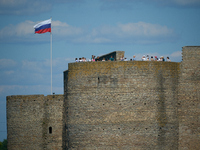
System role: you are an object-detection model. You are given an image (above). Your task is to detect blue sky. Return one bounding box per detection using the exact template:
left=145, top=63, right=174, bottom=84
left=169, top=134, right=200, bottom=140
left=0, top=0, right=200, bottom=141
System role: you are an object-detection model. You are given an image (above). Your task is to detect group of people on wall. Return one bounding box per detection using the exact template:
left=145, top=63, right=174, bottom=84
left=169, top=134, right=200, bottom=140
left=120, top=55, right=171, bottom=61
left=75, top=55, right=171, bottom=62
left=141, top=55, right=171, bottom=61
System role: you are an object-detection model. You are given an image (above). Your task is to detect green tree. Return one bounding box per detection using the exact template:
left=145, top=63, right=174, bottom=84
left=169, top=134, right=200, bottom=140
left=0, top=139, right=7, bottom=150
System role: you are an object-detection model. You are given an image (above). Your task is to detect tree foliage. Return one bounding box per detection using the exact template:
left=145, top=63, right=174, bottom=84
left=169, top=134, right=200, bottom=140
left=0, top=139, right=7, bottom=150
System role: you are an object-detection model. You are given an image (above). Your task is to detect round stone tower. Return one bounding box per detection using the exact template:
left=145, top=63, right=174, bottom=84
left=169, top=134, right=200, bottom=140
left=64, top=59, right=180, bottom=149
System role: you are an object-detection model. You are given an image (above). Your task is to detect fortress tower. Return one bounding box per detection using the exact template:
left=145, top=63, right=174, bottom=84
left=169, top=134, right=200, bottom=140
left=7, top=46, right=200, bottom=150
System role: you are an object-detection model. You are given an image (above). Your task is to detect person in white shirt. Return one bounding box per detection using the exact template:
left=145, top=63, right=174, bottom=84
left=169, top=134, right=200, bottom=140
left=120, top=55, right=124, bottom=61
left=166, top=57, right=171, bottom=62
left=142, top=55, right=146, bottom=61
left=133, top=55, right=136, bottom=61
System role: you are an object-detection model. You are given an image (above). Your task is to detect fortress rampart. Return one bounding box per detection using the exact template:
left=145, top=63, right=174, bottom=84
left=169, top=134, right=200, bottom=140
left=7, top=46, right=200, bottom=150
left=64, top=60, right=180, bottom=150
left=7, top=95, right=64, bottom=149
left=177, top=46, right=200, bottom=149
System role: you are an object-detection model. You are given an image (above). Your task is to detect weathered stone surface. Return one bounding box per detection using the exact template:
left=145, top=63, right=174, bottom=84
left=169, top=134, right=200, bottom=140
left=64, top=60, right=180, bottom=150
left=7, top=95, right=64, bottom=150
left=7, top=46, right=200, bottom=150
left=178, top=46, right=200, bottom=150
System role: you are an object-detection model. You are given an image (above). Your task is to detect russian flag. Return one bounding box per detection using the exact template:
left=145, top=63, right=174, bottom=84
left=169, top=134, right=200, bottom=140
left=34, top=19, right=51, bottom=34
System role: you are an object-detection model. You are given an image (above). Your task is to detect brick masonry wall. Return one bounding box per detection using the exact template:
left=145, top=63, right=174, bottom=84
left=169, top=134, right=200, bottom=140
left=6, top=94, right=64, bottom=150
left=64, top=61, right=180, bottom=149
left=178, top=46, right=200, bottom=150
left=7, top=46, right=200, bottom=150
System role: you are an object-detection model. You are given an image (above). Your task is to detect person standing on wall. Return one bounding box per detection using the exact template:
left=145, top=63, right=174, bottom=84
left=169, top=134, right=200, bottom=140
left=109, top=56, right=114, bottom=61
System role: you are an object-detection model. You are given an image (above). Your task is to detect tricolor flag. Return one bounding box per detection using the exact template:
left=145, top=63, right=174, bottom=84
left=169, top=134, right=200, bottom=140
left=34, top=19, right=51, bottom=34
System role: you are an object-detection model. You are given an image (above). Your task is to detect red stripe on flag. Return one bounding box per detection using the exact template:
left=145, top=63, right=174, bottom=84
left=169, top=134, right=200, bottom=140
left=35, top=28, right=51, bottom=34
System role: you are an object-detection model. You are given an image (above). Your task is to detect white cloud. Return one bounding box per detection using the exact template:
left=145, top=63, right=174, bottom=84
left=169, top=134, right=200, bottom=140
left=131, top=51, right=182, bottom=62
left=65, top=58, right=76, bottom=62
left=0, top=20, right=83, bottom=43
left=0, top=0, right=199, bottom=16
left=0, top=57, right=72, bottom=87
left=52, top=21, right=84, bottom=37
left=4, top=71, right=14, bottom=75
left=0, top=20, right=43, bottom=43
left=21, top=60, right=49, bottom=73
left=76, top=22, right=178, bottom=44
left=170, top=51, right=182, bottom=57
left=157, top=0, right=200, bottom=7
left=100, top=0, right=200, bottom=9
left=0, top=0, right=52, bottom=15
left=0, top=85, right=61, bottom=96
left=0, top=59, right=17, bottom=69
left=0, top=20, right=178, bottom=44
left=0, top=21, right=35, bottom=37
left=0, top=0, right=85, bottom=15
left=0, top=0, right=27, bottom=7
left=118, top=22, right=173, bottom=37
left=0, top=57, right=71, bottom=97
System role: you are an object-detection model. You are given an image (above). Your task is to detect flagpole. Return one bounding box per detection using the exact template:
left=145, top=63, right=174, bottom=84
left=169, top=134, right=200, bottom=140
left=50, top=17, right=52, bottom=95
left=34, top=18, right=52, bottom=94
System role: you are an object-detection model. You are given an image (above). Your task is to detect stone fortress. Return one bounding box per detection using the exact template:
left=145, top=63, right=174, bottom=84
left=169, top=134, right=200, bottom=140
left=7, top=46, right=199, bottom=150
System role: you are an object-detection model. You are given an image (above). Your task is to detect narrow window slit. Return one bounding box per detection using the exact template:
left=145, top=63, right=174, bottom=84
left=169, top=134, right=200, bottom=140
left=49, top=127, right=52, bottom=134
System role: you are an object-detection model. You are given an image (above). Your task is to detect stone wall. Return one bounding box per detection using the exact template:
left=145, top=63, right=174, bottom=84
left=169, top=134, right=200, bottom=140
left=6, top=94, right=64, bottom=150
left=95, top=51, right=124, bottom=61
left=6, top=46, right=200, bottom=150
left=64, top=61, right=180, bottom=149
left=178, top=46, right=200, bottom=150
